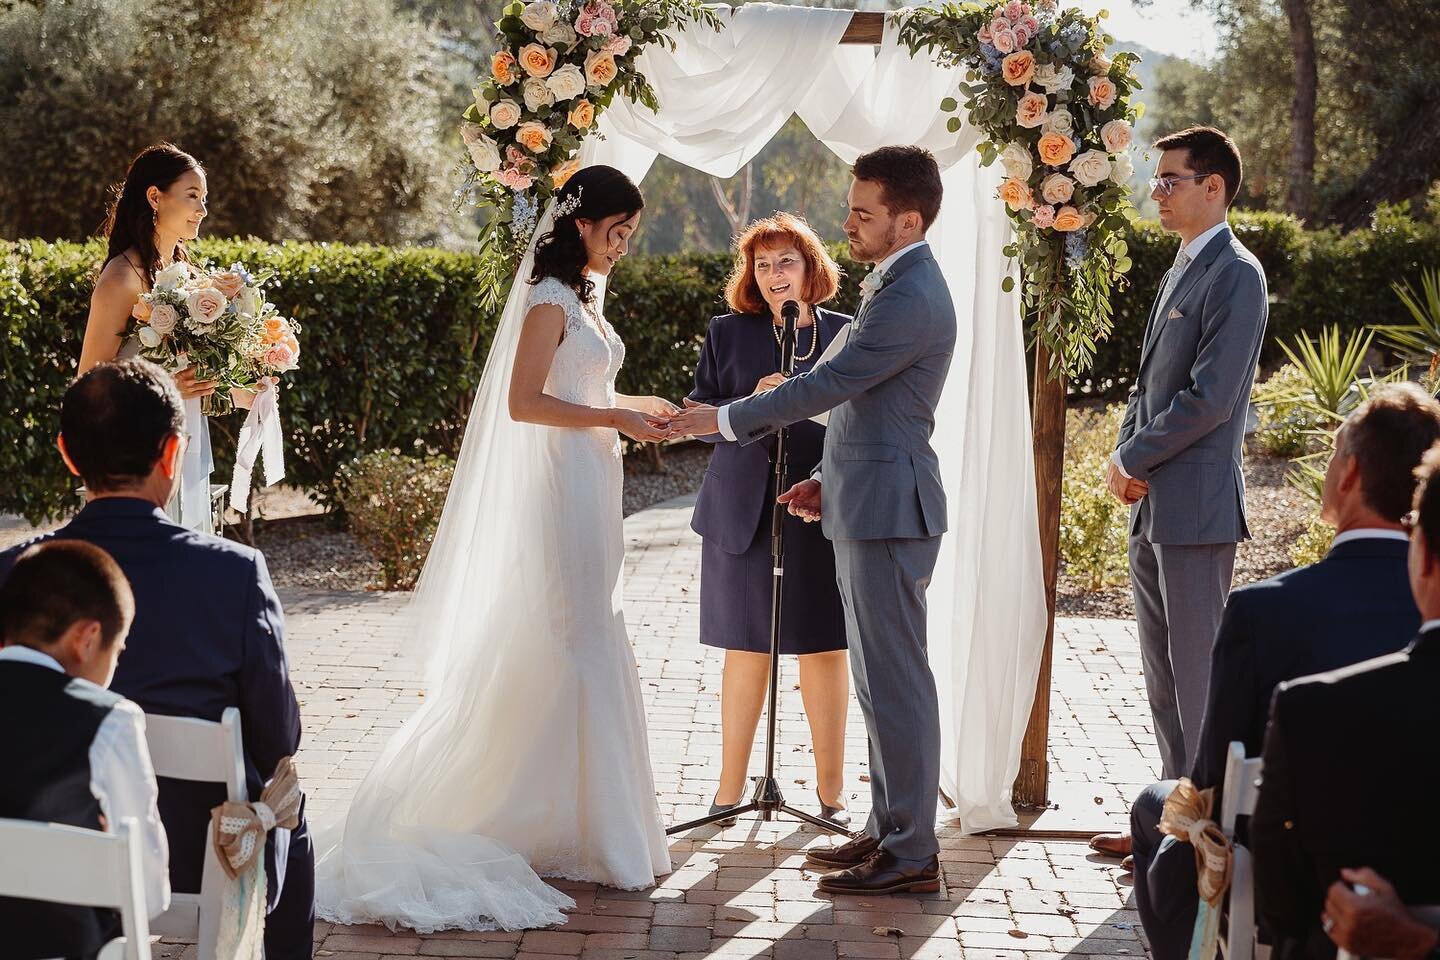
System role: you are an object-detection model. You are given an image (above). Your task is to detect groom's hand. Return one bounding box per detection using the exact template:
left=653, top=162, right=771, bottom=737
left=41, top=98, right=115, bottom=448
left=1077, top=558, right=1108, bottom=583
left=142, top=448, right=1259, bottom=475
left=669, top=398, right=719, bottom=438
left=1104, top=459, right=1149, bottom=504
left=778, top=478, right=822, bottom=522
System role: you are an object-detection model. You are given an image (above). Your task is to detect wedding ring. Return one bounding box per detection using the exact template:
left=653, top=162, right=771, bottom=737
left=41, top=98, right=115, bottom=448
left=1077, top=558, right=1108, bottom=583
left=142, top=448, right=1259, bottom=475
left=1322, top=915, right=1335, bottom=934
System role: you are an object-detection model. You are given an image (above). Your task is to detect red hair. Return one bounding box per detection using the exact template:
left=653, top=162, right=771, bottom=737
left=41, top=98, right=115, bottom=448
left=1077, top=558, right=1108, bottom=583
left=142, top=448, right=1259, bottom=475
left=723, top=213, right=842, bottom=316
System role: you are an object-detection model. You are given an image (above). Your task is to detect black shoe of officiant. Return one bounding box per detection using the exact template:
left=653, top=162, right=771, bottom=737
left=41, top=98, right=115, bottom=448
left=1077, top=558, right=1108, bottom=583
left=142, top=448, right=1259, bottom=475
left=709, top=797, right=740, bottom=827
left=816, top=851, right=942, bottom=896
left=817, top=791, right=850, bottom=828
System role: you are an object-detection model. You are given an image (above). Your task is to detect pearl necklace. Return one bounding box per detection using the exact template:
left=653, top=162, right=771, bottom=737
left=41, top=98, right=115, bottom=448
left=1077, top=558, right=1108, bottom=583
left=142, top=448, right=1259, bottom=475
left=771, top=308, right=819, bottom=362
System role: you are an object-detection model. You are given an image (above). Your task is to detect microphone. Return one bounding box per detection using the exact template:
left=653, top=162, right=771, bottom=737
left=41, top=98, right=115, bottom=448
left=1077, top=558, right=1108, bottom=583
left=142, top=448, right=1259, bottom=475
left=780, top=300, right=799, bottom=375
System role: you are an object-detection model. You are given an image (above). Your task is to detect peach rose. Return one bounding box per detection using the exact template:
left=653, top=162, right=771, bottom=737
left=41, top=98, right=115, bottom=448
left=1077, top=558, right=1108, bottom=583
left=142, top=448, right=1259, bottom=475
left=552, top=157, right=582, bottom=189
left=264, top=343, right=298, bottom=373
left=584, top=50, right=618, bottom=87
left=568, top=98, right=595, bottom=130
left=515, top=121, right=552, bottom=154
left=1088, top=75, right=1117, bottom=109
left=1001, top=50, right=1035, bottom=86
left=211, top=271, right=244, bottom=300
left=185, top=287, right=228, bottom=327
left=131, top=299, right=152, bottom=322
left=491, top=50, right=519, bottom=86
left=1101, top=119, right=1133, bottom=153
left=998, top=177, right=1034, bottom=212
left=1015, top=91, right=1049, bottom=128
left=1030, top=204, right=1056, bottom=229
left=263, top=317, right=286, bottom=344
left=489, top=98, right=522, bottom=130
left=149, top=303, right=179, bottom=335
left=518, top=43, right=557, bottom=79
left=1036, top=131, right=1075, bottom=167
left=1052, top=205, right=1085, bottom=232
left=1040, top=172, right=1075, bottom=204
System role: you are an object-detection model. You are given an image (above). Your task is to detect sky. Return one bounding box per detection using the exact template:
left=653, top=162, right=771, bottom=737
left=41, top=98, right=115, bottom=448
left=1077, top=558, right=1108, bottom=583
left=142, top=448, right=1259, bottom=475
left=1069, top=0, right=1220, bottom=61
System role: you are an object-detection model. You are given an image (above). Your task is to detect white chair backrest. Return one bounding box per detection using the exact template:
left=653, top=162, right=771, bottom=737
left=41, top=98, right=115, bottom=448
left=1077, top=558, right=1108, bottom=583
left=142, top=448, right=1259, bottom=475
left=0, top=817, right=152, bottom=960
left=142, top=706, right=246, bottom=960
left=1220, top=741, right=1264, bottom=837
left=1336, top=905, right=1440, bottom=960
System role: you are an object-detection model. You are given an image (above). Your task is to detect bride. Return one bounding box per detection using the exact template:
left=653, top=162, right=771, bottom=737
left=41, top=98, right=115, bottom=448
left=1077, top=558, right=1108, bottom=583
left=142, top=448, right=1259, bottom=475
left=316, top=165, right=675, bottom=932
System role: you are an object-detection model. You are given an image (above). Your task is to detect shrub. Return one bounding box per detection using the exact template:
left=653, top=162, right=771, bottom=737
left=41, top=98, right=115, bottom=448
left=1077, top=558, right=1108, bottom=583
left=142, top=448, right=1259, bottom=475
left=1290, top=514, right=1336, bottom=567
left=1059, top=403, right=1131, bottom=591
left=1251, top=364, right=1327, bottom=459
left=334, top=450, right=455, bottom=590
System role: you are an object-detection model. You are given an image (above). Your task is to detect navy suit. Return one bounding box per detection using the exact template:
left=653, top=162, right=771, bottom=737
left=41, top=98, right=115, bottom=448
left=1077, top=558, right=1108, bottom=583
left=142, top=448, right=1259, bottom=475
left=1131, top=535, right=1418, bottom=960
left=689, top=309, right=848, bottom=654
left=0, top=498, right=313, bottom=960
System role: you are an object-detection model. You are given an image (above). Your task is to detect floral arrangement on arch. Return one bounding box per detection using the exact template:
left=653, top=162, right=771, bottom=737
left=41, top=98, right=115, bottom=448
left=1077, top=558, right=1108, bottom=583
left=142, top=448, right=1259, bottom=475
left=461, top=0, right=719, bottom=307
left=899, top=0, right=1145, bottom=378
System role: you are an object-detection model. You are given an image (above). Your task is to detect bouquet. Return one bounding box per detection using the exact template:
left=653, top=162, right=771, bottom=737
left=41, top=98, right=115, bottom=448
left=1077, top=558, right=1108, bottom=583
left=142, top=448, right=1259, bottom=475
left=125, top=260, right=301, bottom=417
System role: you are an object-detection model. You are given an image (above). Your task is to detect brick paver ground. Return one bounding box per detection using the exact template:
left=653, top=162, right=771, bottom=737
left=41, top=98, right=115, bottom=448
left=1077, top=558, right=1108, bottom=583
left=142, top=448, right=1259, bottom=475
left=162, top=494, right=1157, bottom=960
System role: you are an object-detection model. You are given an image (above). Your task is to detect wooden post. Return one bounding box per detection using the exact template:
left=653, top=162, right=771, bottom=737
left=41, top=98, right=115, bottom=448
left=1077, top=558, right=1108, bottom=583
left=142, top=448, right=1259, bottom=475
left=1014, top=340, right=1066, bottom=807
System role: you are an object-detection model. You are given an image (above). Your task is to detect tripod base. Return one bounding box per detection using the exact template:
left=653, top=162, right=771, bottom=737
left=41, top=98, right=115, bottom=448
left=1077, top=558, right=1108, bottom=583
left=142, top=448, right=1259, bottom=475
left=667, top=776, right=852, bottom=836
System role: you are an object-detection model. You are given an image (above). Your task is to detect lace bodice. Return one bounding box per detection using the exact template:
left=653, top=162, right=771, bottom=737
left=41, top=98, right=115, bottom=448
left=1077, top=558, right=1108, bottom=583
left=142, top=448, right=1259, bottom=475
left=528, top=277, right=624, bottom=408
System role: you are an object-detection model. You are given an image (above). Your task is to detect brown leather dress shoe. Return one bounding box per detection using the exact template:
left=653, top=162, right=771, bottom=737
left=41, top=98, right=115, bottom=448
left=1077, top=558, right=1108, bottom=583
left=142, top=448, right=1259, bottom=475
left=816, top=851, right=941, bottom=895
left=1088, top=832, right=1132, bottom=859
left=805, top=830, right=881, bottom=869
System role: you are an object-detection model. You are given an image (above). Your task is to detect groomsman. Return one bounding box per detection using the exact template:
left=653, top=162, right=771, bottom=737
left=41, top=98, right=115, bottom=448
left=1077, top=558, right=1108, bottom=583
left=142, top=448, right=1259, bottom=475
left=1106, top=126, right=1268, bottom=780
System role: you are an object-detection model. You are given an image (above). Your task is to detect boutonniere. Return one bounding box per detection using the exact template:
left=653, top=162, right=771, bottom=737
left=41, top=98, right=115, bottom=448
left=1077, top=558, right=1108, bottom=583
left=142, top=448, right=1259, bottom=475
left=859, top=268, right=892, bottom=303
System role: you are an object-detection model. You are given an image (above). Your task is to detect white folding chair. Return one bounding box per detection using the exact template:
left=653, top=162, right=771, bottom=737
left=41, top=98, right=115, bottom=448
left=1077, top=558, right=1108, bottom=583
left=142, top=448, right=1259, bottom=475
left=1336, top=906, right=1440, bottom=960
left=1218, top=741, right=1268, bottom=960
left=143, top=706, right=246, bottom=960
left=0, top=816, right=153, bottom=960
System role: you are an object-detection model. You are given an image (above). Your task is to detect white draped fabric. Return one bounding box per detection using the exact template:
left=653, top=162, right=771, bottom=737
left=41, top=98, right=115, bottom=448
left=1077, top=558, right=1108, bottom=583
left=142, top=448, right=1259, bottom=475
left=594, top=4, right=1049, bottom=833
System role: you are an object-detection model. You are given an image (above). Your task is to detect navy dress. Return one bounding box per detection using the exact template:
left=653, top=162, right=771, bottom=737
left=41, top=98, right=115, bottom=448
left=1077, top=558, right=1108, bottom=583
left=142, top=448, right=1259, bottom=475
left=689, top=309, right=849, bottom=654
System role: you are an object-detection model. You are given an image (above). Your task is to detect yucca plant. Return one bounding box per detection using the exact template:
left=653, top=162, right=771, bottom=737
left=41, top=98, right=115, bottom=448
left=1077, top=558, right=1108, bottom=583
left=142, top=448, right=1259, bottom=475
left=1374, top=268, right=1440, bottom=388
left=1277, top=325, right=1377, bottom=425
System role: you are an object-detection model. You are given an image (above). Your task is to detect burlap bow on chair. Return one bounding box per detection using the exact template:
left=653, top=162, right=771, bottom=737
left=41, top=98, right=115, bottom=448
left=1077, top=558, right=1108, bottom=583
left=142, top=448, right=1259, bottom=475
left=210, top=756, right=302, bottom=881
left=1159, top=777, right=1234, bottom=960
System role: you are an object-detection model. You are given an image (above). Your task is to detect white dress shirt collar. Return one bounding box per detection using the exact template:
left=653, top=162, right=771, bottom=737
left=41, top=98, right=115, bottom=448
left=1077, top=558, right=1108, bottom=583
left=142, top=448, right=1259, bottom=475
left=1420, top=619, right=1440, bottom=635
left=1330, top=528, right=1410, bottom=549
left=0, top=644, right=65, bottom=673
left=1181, top=220, right=1230, bottom=262
left=873, top=240, right=930, bottom=277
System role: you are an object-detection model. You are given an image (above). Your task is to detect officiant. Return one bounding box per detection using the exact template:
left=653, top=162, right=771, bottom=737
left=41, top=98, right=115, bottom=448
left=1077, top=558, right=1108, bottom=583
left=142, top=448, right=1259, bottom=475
left=686, top=213, right=852, bottom=827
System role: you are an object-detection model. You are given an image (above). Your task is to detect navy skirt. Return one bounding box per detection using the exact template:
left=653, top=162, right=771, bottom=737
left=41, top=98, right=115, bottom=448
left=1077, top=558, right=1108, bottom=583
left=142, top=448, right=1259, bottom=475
left=698, top=472, right=847, bottom=655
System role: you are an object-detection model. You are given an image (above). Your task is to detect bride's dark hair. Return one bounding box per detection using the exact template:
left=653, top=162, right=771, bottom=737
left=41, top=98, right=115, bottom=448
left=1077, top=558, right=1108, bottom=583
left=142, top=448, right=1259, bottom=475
left=529, top=165, right=643, bottom=303
left=101, top=142, right=203, bottom=286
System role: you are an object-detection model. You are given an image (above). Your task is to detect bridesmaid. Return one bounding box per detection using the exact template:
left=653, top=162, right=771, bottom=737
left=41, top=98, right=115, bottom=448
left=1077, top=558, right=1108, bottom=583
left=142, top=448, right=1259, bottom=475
left=688, top=213, right=852, bottom=826
left=79, top=143, right=222, bottom=533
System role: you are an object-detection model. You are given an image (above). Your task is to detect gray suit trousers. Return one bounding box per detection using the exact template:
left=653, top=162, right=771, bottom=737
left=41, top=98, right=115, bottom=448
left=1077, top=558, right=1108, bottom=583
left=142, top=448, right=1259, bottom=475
left=1129, top=506, right=1236, bottom=779
left=833, top=535, right=942, bottom=862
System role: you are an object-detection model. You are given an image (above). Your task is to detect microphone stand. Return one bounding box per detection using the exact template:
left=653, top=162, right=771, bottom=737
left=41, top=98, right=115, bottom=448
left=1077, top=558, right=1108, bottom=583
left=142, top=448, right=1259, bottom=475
left=668, top=299, right=849, bottom=837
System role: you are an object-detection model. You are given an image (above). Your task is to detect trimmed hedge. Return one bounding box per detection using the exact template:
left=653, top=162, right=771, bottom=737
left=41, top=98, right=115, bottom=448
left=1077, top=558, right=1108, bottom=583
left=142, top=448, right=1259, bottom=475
left=4, top=211, right=1437, bottom=523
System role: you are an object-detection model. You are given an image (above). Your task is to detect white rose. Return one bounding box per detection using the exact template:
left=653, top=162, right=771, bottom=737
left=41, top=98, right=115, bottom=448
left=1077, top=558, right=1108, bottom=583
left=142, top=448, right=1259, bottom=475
left=237, top=286, right=263, bottom=317
left=1036, top=64, right=1075, bottom=93
left=137, top=325, right=162, bottom=349
left=545, top=63, right=586, bottom=101
left=153, top=261, right=190, bottom=290
left=522, top=75, right=555, bottom=112
left=999, top=142, right=1033, bottom=181
left=1100, top=118, right=1133, bottom=153
left=461, top=122, right=501, bottom=172
left=1068, top=149, right=1112, bottom=188
left=520, top=0, right=558, bottom=32
left=541, top=21, right=577, bottom=47
left=149, top=302, right=179, bottom=335
left=1111, top=150, right=1135, bottom=183
left=489, top=98, right=522, bottom=130
left=1042, top=109, right=1075, bottom=137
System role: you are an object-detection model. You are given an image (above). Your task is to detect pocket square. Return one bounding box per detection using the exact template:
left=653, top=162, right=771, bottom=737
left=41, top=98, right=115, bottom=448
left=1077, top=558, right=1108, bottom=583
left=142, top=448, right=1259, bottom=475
left=1167, top=308, right=1184, bottom=319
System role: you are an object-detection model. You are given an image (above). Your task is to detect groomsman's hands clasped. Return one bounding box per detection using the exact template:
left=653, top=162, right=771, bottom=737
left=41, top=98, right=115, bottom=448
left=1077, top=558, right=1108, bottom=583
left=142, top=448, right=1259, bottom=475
left=1104, top=457, right=1149, bottom=505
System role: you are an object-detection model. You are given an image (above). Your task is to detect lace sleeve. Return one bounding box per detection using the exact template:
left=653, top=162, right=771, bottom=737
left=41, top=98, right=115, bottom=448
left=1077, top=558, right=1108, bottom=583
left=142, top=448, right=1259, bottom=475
left=526, top=278, right=583, bottom=338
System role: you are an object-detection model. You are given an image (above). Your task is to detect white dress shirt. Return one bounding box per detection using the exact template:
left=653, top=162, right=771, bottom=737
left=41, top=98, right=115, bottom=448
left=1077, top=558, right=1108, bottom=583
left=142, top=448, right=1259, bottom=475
left=716, top=240, right=933, bottom=446
left=0, top=646, right=171, bottom=918
left=1112, top=220, right=1232, bottom=479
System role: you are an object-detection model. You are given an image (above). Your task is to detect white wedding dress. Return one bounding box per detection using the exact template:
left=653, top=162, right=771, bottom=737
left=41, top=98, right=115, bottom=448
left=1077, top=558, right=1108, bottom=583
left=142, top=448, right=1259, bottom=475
left=314, top=276, right=670, bottom=933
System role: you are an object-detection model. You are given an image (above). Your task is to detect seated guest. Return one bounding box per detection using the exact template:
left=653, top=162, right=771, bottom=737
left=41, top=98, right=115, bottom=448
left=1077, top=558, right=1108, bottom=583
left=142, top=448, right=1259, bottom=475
left=1321, top=867, right=1439, bottom=960
left=0, top=541, right=169, bottom=959
left=0, top=359, right=311, bottom=960
left=1099, top=383, right=1440, bottom=960
left=1252, top=441, right=1440, bottom=960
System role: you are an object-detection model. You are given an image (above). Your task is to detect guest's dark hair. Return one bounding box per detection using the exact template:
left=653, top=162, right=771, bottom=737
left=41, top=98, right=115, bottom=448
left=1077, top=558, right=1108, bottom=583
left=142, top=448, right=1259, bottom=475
left=1413, top=443, right=1440, bottom=561
left=0, top=541, right=134, bottom=650
left=61, top=359, right=185, bottom=492
left=101, top=142, right=203, bottom=287
left=1153, top=126, right=1243, bottom=207
left=530, top=165, right=644, bottom=303
left=852, top=146, right=943, bottom=230
left=1343, top=383, right=1440, bottom=522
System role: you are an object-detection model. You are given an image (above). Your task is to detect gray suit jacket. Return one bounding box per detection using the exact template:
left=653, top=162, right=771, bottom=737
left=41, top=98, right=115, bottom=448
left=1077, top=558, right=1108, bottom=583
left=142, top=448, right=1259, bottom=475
left=725, top=245, right=957, bottom=542
left=1116, top=225, right=1268, bottom=545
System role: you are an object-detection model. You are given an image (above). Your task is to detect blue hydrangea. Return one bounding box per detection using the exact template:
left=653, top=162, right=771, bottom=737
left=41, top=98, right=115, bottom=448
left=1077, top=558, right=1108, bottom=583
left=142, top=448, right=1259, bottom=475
left=1065, top=229, right=1089, bottom=268
left=1061, top=23, right=1086, bottom=45
left=511, top=193, right=540, bottom=241
left=979, top=41, right=1000, bottom=59
left=1048, top=41, right=1063, bottom=55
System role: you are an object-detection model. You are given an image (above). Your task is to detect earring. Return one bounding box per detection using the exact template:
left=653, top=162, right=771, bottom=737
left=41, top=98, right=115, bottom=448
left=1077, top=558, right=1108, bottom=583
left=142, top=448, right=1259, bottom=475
left=152, top=206, right=158, bottom=227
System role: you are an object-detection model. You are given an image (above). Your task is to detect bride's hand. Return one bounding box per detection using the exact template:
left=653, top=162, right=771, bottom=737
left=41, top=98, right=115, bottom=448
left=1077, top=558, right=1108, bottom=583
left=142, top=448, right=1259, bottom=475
left=612, top=408, right=671, bottom=443
left=634, top=395, right=680, bottom=419
left=172, top=367, right=218, bottom=400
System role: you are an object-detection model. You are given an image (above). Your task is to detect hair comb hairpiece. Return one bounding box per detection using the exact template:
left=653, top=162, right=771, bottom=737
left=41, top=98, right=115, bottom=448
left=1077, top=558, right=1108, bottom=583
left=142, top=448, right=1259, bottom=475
left=553, top=185, right=584, bottom=220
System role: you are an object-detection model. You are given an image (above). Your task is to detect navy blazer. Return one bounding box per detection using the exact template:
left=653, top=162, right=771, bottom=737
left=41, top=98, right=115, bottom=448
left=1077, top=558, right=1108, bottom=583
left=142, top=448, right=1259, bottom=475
left=688, top=309, right=849, bottom=554
left=0, top=497, right=302, bottom=894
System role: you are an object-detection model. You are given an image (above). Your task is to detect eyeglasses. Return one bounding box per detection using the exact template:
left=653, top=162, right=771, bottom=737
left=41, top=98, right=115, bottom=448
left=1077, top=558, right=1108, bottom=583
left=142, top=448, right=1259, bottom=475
left=1402, top=509, right=1420, bottom=533
left=1149, top=173, right=1212, bottom=196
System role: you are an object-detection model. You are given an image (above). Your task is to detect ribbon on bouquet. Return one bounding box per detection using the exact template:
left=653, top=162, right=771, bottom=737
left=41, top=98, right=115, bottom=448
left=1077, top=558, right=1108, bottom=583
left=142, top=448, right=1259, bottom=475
left=230, top=383, right=286, bottom=513
left=208, top=757, right=302, bottom=960
left=1158, top=778, right=1234, bottom=960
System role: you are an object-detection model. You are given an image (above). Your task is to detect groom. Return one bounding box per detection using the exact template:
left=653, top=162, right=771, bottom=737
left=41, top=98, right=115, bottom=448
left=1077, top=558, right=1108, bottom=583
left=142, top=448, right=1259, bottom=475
left=671, top=145, right=955, bottom=894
